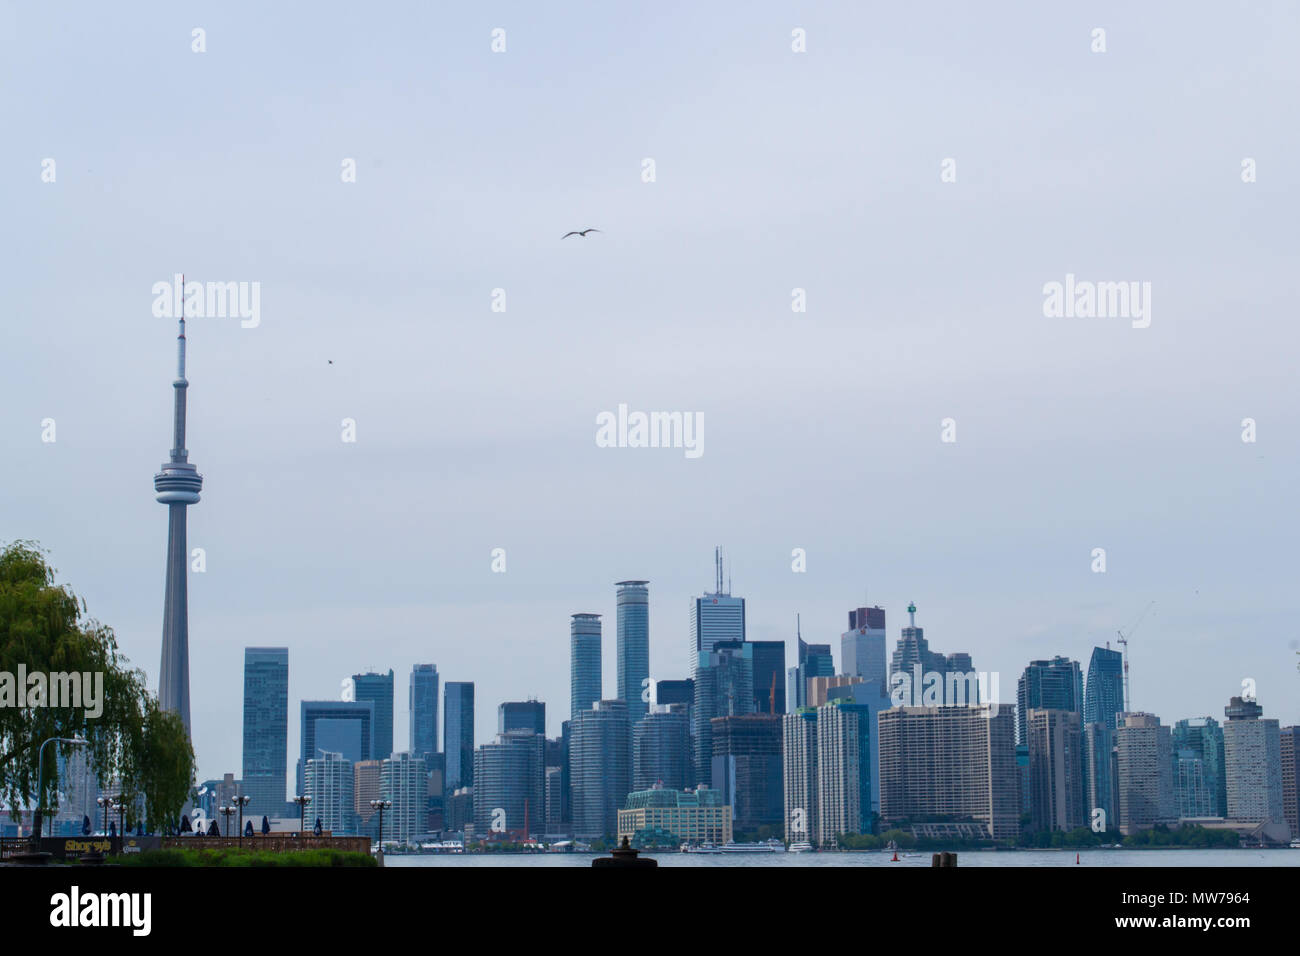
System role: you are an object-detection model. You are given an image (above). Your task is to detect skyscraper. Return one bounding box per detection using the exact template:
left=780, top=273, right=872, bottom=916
left=473, top=730, right=545, bottom=838
left=1082, top=644, right=1125, bottom=832
left=710, top=714, right=783, bottom=835
left=655, top=679, right=694, bottom=708
left=1115, top=712, right=1176, bottom=834
left=352, top=670, right=394, bottom=762
left=749, top=640, right=786, bottom=714
left=616, top=580, right=650, bottom=725
left=569, top=699, right=631, bottom=840
left=818, top=679, right=891, bottom=821
left=1175, top=749, right=1214, bottom=818
left=1083, top=645, right=1125, bottom=731
left=815, top=699, right=873, bottom=846
left=155, top=314, right=203, bottom=737
left=889, top=602, right=930, bottom=683
left=1281, top=726, right=1299, bottom=841
left=499, top=700, right=546, bottom=736
left=633, top=704, right=691, bottom=792
left=241, top=647, right=288, bottom=818
left=689, top=549, right=745, bottom=675
left=304, top=751, right=355, bottom=834
left=444, top=682, right=475, bottom=791
left=693, top=641, right=754, bottom=782
left=298, top=700, right=375, bottom=797
left=353, top=759, right=381, bottom=836
left=782, top=709, right=819, bottom=843
left=380, top=752, right=427, bottom=845
left=1172, top=717, right=1225, bottom=817
left=1026, top=708, right=1085, bottom=832
left=570, top=613, right=602, bottom=719
left=1017, top=657, right=1083, bottom=745
left=1083, top=722, right=1118, bottom=830
left=842, top=605, right=886, bottom=686
left=877, top=704, right=1020, bottom=841
left=887, top=603, right=976, bottom=706
left=1222, top=696, right=1285, bottom=829
left=409, top=664, right=439, bottom=766
left=787, top=619, right=834, bottom=711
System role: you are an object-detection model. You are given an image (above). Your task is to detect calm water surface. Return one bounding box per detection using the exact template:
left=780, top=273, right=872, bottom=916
left=386, top=848, right=1300, bottom=867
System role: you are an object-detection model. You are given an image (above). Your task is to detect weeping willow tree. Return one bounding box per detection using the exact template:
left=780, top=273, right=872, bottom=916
left=0, top=540, right=195, bottom=831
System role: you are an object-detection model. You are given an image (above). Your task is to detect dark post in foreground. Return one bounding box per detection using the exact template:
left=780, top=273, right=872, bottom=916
left=234, top=795, right=252, bottom=847
left=931, top=852, right=958, bottom=867
left=592, top=836, right=657, bottom=868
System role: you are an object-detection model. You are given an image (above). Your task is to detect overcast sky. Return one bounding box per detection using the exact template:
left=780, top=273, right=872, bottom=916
left=2, top=1, right=1297, bottom=786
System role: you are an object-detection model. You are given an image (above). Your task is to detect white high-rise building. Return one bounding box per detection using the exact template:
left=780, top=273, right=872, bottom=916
left=689, top=548, right=745, bottom=676
left=815, top=701, right=867, bottom=847
left=1223, top=696, right=1286, bottom=831
left=303, top=751, right=355, bottom=835
left=381, top=751, right=428, bottom=845
left=841, top=606, right=886, bottom=686
left=782, top=710, right=818, bottom=843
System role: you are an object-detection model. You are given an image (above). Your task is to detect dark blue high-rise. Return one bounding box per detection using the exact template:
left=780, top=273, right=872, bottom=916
left=242, top=647, right=288, bottom=817
left=444, top=681, right=475, bottom=791
left=409, top=664, right=439, bottom=765
left=353, top=670, right=394, bottom=762
left=1084, top=646, right=1125, bottom=730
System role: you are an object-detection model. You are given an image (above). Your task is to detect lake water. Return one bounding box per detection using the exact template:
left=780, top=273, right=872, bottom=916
left=385, top=848, right=1300, bottom=867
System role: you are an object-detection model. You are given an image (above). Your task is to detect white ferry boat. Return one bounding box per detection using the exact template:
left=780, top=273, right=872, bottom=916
left=787, top=841, right=814, bottom=853
left=717, top=839, right=784, bottom=853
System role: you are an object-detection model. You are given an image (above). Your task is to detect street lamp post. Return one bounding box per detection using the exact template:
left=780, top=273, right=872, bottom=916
left=293, top=795, right=312, bottom=837
left=96, top=796, right=113, bottom=839
left=369, top=799, right=392, bottom=850
left=32, top=735, right=87, bottom=843
left=234, top=795, right=251, bottom=847
left=112, top=800, right=127, bottom=855
left=218, top=805, right=236, bottom=839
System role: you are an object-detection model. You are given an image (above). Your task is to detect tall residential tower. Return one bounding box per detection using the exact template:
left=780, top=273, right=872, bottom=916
left=616, top=581, right=650, bottom=725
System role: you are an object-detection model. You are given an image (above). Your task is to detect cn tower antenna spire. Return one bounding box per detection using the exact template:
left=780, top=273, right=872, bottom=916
left=178, top=273, right=186, bottom=377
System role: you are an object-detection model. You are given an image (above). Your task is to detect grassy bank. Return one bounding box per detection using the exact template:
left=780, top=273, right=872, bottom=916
left=119, top=847, right=377, bottom=867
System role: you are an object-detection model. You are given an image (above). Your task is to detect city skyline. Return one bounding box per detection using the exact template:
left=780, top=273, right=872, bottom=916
left=4, top=3, right=1298, bottom=789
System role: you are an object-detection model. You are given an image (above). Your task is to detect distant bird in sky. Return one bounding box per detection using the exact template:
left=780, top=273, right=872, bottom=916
left=328, top=360, right=333, bottom=365
left=561, top=228, right=601, bottom=239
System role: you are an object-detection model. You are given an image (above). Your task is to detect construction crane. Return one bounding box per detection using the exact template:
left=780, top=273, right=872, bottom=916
left=1116, top=601, right=1154, bottom=711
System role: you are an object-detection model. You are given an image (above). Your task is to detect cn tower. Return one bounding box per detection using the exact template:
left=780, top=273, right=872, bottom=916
left=154, top=304, right=202, bottom=737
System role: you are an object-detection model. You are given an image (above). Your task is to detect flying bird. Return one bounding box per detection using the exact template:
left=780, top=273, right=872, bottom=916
left=561, top=228, right=601, bottom=239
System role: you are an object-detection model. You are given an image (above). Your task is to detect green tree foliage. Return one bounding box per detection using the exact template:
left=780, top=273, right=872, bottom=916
left=0, top=541, right=195, bottom=828
left=880, top=828, right=917, bottom=848
left=837, top=832, right=883, bottom=850
left=120, top=698, right=195, bottom=832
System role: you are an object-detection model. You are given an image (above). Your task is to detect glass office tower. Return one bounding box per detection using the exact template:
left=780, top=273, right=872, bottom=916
left=242, top=647, right=288, bottom=818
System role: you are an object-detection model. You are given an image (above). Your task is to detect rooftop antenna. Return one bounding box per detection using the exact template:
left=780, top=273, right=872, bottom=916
left=714, top=546, right=723, bottom=594
left=907, top=602, right=916, bottom=628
